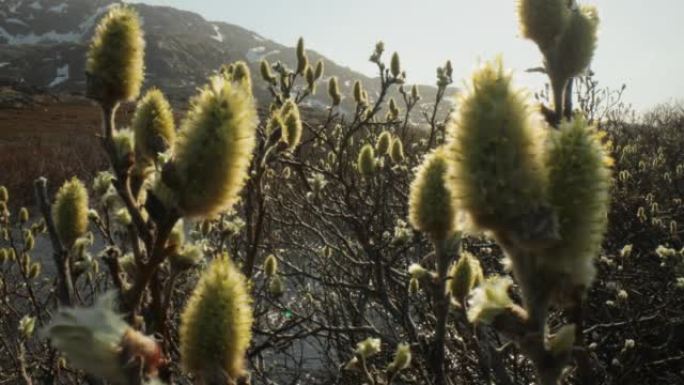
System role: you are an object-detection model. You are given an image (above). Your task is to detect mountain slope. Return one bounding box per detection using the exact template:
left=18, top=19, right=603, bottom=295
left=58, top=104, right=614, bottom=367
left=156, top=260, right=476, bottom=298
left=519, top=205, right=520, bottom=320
left=0, top=0, right=445, bottom=116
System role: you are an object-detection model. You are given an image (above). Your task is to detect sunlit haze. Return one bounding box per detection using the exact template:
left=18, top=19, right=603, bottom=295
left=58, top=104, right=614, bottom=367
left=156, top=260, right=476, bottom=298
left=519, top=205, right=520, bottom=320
left=134, top=0, right=683, bottom=112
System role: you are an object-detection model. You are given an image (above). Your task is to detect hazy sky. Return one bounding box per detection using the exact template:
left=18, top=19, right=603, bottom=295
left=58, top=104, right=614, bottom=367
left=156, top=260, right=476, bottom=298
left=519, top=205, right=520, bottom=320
left=136, top=0, right=683, bottom=111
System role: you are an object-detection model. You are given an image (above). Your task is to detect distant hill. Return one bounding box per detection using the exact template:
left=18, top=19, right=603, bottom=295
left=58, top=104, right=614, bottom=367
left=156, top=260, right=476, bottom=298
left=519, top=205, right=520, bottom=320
left=0, top=0, right=447, bottom=117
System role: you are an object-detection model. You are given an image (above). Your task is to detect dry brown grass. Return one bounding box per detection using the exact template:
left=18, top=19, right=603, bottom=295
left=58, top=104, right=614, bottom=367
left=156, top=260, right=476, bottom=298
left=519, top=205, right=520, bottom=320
left=0, top=98, right=134, bottom=207
left=0, top=139, right=107, bottom=207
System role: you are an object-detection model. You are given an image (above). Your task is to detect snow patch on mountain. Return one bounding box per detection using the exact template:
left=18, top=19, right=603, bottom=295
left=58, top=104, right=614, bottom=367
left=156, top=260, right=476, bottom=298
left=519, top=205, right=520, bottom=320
left=48, top=3, right=68, bottom=13
left=8, top=1, right=22, bottom=13
left=245, top=46, right=279, bottom=63
left=0, top=62, right=9, bottom=68
left=6, top=18, right=29, bottom=27
left=0, top=27, right=80, bottom=44
left=48, top=64, right=69, bottom=88
left=29, top=1, right=42, bottom=11
left=210, top=24, right=223, bottom=42
left=0, top=4, right=113, bottom=45
left=301, top=98, right=329, bottom=111
left=252, top=34, right=265, bottom=42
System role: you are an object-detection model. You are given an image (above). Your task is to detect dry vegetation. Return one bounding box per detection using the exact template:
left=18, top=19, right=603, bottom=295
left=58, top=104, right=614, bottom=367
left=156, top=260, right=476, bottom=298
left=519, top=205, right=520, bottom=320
left=0, top=2, right=683, bottom=385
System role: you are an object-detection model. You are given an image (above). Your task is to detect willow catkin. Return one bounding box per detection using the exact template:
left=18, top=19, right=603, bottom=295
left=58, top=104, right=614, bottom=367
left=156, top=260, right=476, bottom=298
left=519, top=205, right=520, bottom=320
left=446, top=58, right=548, bottom=236
left=180, top=256, right=254, bottom=382
left=132, top=89, right=175, bottom=168
left=408, top=148, right=455, bottom=240
left=52, top=178, right=89, bottom=248
left=86, top=5, right=145, bottom=104
left=161, top=70, right=258, bottom=218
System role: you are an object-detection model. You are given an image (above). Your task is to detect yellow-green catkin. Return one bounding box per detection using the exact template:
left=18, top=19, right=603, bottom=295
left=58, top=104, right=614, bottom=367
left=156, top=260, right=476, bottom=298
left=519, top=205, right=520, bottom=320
left=387, top=343, right=412, bottom=373
left=550, top=5, right=599, bottom=82
left=222, top=62, right=252, bottom=92
left=260, top=60, right=276, bottom=84
left=112, top=128, right=135, bottom=168
left=446, top=58, right=547, bottom=235
left=408, top=148, right=455, bottom=240
left=268, top=275, right=284, bottom=297
left=236, top=64, right=253, bottom=89
left=390, top=52, right=401, bottom=78
left=296, top=37, right=308, bottom=75
left=466, top=275, right=514, bottom=324
left=24, top=231, right=35, bottom=251
left=353, top=80, right=364, bottom=104
left=132, top=88, right=175, bottom=168
left=305, top=66, right=316, bottom=93
left=314, top=60, right=325, bottom=80
left=411, top=85, right=420, bottom=100
left=448, top=251, right=484, bottom=302
left=19, top=207, right=29, bottom=223
left=162, top=71, right=258, bottom=218
left=280, top=100, right=302, bottom=150
left=180, top=255, right=254, bottom=383
left=52, top=178, right=89, bottom=248
left=376, top=131, right=392, bottom=155
left=517, top=0, right=570, bottom=51
left=387, top=98, right=400, bottom=121
left=356, top=337, right=381, bottom=358
left=170, top=244, right=203, bottom=271
left=390, top=138, right=405, bottom=163
left=357, top=144, right=376, bottom=176
left=408, top=277, right=420, bottom=294
left=544, top=116, right=612, bottom=296
left=28, top=262, right=41, bottom=279
left=0, top=186, right=8, bottom=202
left=86, top=5, right=144, bottom=104
left=263, top=254, right=277, bottom=277
left=328, top=77, right=341, bottom=106
left=266, top=112, right=284, bottom=137
left=167, top=219, right=185, bottom=253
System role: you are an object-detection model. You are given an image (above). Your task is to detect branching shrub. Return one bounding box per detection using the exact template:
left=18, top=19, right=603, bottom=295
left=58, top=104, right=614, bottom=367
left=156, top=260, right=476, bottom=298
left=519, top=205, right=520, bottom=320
left=1, top=2, right=682, bottom=385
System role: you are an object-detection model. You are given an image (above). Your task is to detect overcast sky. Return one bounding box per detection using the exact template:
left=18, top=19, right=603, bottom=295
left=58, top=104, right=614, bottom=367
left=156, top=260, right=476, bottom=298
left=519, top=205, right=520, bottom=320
left=136, top=0, right=683, bottom=112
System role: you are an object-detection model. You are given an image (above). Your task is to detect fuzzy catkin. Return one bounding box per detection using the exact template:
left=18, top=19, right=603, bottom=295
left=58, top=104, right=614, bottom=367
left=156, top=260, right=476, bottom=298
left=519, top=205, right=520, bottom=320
left=264, top=254, right=278, bottom=277
left=448, top=251, right=484, bottom=302
left=167, top=70, right=258, bottom=218
left=408, top=148, right=455, bottom=240
left=296, top=37, right=308, bottom=75
left=549, top=5, right=599, bottom=82
left=517, top=0, right=570, bottom=51
left=86, top=5, right=144, bottom=104
left=132, top=89, right=175, bottom=167
left=543, top=116, right=612, bottom=297
left=52, top=178, right=89, bottom=248
left=390, top=138, right=405, bottom=163
left=180, top=256, right=254, bottom=382
left=280, top=100, right=302, bottom=150
left=390, top=52, right=401, bottom=78
left=446, top=58, right=548, bottom=235
left=357, top=144, right=376, bottom=176
left=314, top=60, right=325, bottom=79
left=388, top=343, right=411, bottom=372
left=260, top=60, right=276, bottom=84
left=376, top=131, right=392, bottom=155
left=328, top=77, right=341, bottom=106
left=353, top=80, right=364, bottom=104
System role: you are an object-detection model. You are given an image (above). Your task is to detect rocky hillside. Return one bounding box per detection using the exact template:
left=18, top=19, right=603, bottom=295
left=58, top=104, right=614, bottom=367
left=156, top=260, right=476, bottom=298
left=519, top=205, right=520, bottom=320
left=0, top=0, right=444, bottom=114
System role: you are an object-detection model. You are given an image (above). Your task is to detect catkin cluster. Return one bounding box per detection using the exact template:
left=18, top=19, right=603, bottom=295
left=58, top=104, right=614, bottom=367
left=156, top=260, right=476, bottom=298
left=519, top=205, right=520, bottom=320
left=444, top=58, right=612, bottom=304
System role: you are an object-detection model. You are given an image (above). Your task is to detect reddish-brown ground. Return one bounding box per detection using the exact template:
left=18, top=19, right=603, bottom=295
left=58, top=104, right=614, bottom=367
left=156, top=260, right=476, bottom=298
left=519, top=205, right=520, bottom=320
left=0, top=93, right=135, bottom=207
